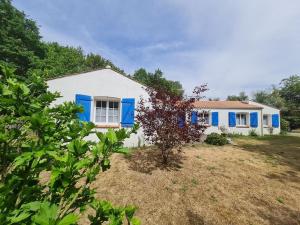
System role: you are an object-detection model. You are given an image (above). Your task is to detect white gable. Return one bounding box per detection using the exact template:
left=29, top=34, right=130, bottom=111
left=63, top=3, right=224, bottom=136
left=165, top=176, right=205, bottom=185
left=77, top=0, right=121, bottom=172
left=47, top=69, right=148, bottom=105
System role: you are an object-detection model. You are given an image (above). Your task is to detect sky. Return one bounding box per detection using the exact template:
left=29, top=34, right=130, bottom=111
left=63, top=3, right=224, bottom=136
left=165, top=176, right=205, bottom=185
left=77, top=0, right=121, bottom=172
left=13, top=0, right=300, bottom=99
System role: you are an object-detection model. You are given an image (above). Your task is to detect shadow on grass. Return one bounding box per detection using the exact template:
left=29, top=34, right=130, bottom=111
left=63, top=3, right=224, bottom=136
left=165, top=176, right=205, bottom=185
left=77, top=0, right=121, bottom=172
left=185, top=210, right=208, bottom=225
left=124, top=147, right=185, bottom=174
left=236, top=135, right=300, bottom=172
left=252, top=197, right=300, bottom=225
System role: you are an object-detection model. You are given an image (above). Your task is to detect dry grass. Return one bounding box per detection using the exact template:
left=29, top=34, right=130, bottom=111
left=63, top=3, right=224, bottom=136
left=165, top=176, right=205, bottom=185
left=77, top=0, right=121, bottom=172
left=81, top=136, right=300, bottom=225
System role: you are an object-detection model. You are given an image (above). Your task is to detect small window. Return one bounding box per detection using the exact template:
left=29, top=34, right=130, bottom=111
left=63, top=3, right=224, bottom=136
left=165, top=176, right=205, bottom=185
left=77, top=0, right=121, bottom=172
left=236, top=113, right=247, bottom=126
left=263, top=114, right=269, bottom=126
left=199, top=112, right=210, bottom=125
left=95, top=99, right=119, bottom=124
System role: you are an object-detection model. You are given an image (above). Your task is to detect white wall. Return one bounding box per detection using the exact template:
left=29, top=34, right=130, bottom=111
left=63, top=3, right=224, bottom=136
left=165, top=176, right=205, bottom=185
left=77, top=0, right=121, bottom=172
left=47, top=69, right=149, bottom=147
left=195, top=108, right=263, bottom=135
left=249, top=101, right=281, bottom=135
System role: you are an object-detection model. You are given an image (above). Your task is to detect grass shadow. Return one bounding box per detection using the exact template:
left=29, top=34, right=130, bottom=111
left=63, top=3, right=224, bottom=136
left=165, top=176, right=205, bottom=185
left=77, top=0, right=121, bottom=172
left=124, top=147, right=185, bottom=174
left=235, top=135, right=300, bottom=172
left=185, top=210, right=207, bottom=225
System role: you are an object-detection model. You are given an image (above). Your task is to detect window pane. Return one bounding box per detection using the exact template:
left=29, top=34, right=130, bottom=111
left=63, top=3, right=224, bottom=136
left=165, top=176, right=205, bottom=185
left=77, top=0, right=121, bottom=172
left=263, top=115, right=268, bottom=126
left=241, top=114, right=247, bottom=125
left=236, top=114, right=240, bottom=125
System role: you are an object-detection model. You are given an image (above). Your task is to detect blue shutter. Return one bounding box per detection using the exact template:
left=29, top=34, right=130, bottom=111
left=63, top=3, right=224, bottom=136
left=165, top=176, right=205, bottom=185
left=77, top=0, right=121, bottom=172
left=191, top=111, right=198, bottom=125
left=211, top=112, right=219, bottom=126
left=75, top=94, right=92, bottom=121
left=228, top=112, right=236, bottom=127
left=121, top=98, right=135, bottom=127
left=178, top=115, right=185, bottom=128
left=250, top=112, right=258, bottom=128
left=272, top=114, right=279, bottom=128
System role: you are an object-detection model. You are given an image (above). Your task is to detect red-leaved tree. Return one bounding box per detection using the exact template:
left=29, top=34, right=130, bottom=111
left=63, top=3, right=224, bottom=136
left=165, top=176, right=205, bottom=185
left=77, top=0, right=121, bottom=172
left=137, top=84, right=209, bottom=164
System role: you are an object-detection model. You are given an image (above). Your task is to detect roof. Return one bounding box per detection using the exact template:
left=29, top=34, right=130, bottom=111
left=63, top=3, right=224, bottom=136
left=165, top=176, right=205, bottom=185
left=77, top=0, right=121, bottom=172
left=193, top=101, right=263, bottom=109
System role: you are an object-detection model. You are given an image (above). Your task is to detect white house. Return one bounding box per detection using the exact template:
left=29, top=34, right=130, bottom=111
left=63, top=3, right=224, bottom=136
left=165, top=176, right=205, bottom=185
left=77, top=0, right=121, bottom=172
left=47, top=68, right=149, bottom=147
left=192, top=100, right=280, bottom=135
left=47, top=68, right=281, bottom=147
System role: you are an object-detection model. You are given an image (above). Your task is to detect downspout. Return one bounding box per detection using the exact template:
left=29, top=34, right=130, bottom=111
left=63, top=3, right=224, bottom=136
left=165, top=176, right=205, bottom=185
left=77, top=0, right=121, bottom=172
left=260, top=108, right=263, bottom=136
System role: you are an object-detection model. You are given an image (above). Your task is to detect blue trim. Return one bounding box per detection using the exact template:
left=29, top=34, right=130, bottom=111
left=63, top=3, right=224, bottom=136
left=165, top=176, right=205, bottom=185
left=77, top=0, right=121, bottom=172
left=250, top=112, right=258, bottom=128
left=121, top=98, right=135, bottom=127
left=191, top=111, right=198, bottom=125
left=228, top=112, right=236, bottom=127
left=211, top=112, right=219, bottom=126
left=272, top=114, right=279, bottom=128
left=75, top=94, right=92, bottom=121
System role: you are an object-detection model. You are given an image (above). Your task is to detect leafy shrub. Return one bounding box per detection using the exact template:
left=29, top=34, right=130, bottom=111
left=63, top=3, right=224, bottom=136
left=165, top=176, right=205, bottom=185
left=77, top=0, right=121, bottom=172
left=137, top=85, right=208, bottom=163
left=249, top=129, right=258, bottom=136
left=280, top=118, right=290, bottom=134
left=205, top=133, right=228, bottom=146
left=0, top=65, right=140, bottom=225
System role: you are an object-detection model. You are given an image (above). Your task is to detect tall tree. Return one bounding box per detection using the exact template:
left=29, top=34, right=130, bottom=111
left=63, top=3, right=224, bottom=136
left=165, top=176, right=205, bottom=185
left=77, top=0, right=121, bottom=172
left=31, top=42, right=87, bottom=79
left=227, top=91, right=248, bottom=101
left=0, top=0, right=45, bottom=75
left=0, top=0, right=126, bottom=79
left=133, top=68, right=184, bottom=97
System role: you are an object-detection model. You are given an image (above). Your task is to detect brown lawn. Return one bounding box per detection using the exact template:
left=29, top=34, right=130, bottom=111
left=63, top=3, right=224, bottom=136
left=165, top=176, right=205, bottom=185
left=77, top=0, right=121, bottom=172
left=81, top=135, right=300, bottom=225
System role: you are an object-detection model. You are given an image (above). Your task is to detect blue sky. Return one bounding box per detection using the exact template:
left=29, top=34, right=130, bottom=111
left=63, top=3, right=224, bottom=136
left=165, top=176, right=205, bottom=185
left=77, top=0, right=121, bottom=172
left=13, top=0, right=300, bottom=98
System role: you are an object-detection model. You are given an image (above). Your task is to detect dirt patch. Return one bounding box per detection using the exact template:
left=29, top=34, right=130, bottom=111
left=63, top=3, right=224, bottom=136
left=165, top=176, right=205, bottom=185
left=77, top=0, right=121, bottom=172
left=80, top=137, right=300, bottom=225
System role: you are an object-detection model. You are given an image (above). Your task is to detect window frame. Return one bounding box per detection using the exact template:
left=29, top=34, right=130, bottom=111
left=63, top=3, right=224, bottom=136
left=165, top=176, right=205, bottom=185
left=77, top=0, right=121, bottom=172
left=235, top=112, right=249, bottom=127
left=263, top=114, right=271, bottom=127
left=198, top=112, right=210, bottom=126
left=93, top=97, right=121, bottom=126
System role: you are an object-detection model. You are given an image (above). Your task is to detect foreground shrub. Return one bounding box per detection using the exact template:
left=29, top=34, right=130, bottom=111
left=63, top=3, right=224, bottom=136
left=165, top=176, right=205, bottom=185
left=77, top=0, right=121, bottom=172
left=0, top=65, right=139, bottom=225
left=205, top=133, right=228, bottom=146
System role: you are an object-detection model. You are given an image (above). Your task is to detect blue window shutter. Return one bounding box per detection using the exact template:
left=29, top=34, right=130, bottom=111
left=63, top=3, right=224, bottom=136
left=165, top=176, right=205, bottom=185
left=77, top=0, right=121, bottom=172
left=178, top=115, right=185, bottom=128
left=75, top=94, right=92, bottom=121
left=250, top=112, right=258, bottom=128
left=121, top=98, right=135, bottom=127
left=228, top=112, right=236, bottom=127
left=211, top=112, right=219, bottom=126
left=272, top=114, right=279, bottom=128
left=191, top=111, right=198, bottom=125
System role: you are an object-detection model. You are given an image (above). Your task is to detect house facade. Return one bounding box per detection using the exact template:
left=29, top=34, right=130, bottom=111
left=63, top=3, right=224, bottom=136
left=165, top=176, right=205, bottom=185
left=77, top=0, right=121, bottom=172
left=47, top=68, right=149, bottom=147
left=47, top=69, right=280, bottom=147
left=192, top=101, right=280, bottom=135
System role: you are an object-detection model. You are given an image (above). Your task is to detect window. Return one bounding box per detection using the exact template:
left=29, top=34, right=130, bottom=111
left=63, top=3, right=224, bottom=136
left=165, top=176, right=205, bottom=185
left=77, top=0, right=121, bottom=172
left=95, top=100, right=119, bottom=124
left=199, top=112, right=210, bottom=125
left=236, top=113, right=247, bottom=126
left=263, top=114, right=269, bottom=127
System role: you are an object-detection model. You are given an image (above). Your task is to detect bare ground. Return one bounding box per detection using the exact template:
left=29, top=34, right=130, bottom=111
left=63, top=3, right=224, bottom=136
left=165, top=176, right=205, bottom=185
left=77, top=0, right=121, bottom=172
left=81, top=136, right=300, bottom=225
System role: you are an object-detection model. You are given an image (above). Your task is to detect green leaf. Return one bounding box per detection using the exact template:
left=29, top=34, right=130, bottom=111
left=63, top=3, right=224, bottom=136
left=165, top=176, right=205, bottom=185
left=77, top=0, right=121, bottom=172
left=32, top=202, right=58, bottom=225
left=57, top=213, right=79, bottom=225
left=50, top=169, right=61, bottom=187
left=106, top=129, right=117, bottom=143
left=130, top=217, right=141, bottom=225
left=8, top=211, right=31, bottom=223
left=114, top=147, right=129, bottom=154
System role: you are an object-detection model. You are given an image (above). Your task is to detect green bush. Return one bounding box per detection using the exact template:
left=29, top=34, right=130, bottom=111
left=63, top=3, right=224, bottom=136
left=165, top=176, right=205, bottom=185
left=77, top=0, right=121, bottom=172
left=0, top=65, right=140, bottom=225
left=205, top=133, right=228, bottom=146
left=280, top=118, right=290, bottom=133
left=249, top=129, right=258, bottom=136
